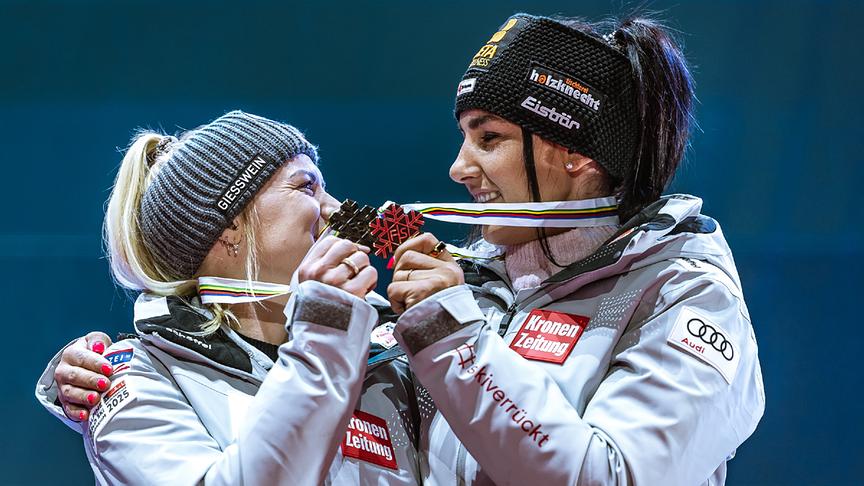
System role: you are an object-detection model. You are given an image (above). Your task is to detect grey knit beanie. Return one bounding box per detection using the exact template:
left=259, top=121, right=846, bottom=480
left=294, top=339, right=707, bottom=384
left=139, top=110, right=318, bottom=279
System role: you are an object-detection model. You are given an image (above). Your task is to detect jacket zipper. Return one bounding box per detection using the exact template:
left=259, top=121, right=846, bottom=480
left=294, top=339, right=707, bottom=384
left=498, top=302, right=519, bottom=336
left=455, top=442, right=468, bottom=486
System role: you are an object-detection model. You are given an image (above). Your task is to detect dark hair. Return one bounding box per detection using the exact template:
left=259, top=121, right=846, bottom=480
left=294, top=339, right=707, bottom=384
left=543, top=14, right=695, bottom=222
left=463, top=14, right=695, bottom=259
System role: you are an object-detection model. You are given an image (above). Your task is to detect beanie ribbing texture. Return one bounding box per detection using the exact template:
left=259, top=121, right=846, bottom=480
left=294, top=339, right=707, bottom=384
left=140, top=110, right=318, bottom=279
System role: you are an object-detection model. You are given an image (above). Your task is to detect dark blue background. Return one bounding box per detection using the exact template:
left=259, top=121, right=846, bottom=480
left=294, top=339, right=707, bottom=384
left=4, top=1, right=861, bottom=484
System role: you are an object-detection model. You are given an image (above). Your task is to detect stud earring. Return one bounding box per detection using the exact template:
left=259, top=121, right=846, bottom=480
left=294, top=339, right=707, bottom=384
left=565, top=161, right=575, bottom=171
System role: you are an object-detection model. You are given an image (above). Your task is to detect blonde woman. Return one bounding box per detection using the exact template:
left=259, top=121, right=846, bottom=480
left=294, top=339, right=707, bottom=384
left=34, top=111, right=421, bottom=485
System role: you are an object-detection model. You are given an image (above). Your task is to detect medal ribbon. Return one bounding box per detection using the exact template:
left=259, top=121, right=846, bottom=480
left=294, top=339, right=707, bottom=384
left=198, top=276, right=292, bottom=304
left=402, top=197, right=619, bottom=228
left=444, top=243, right=504, bottom=261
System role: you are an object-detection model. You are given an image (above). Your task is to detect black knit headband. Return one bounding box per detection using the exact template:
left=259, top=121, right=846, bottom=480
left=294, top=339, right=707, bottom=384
left=454, top=14, right=638, bottom=180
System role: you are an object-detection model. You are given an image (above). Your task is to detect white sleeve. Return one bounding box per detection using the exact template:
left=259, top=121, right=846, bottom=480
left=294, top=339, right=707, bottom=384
left=394, top=282, right=764, bottom=485
left=88, top=280, right=377, bottom=486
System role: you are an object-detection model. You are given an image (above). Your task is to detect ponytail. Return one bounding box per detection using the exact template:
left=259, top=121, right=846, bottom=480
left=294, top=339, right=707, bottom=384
left=612, top=16, right=695, bottom=220
left=103, top=132, right=256, bottom=335
left=103, top=132, right=196, bottom=295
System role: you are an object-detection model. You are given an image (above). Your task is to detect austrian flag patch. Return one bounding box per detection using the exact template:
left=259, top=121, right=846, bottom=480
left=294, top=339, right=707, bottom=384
left=509, top=309, right=588, bottom=364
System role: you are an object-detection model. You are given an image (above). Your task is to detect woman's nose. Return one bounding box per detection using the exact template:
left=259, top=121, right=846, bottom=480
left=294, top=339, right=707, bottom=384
left=449, top=144, right=480, bottom=184
left=319, top=191, right=341, bottom=223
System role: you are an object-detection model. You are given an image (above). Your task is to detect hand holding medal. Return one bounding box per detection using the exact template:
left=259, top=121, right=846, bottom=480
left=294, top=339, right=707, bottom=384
left=387, top=233, right=464, bottom=314
left=297, top=236, right=377, bottom=300
left=322, top=196, right=620, bottom=312
left=324, top=199, right=464, bottom=313
left=323, top=200, right=427, bottom=259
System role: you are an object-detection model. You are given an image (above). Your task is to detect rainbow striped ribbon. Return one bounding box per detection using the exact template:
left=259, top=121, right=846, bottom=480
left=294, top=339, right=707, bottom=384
left=402, top=197, right=619, bottom=228
left=198, top=276, right=292, bottom=304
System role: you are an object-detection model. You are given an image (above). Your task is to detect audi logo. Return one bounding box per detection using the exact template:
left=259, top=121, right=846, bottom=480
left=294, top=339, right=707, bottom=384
left=686, top=318, right=734, bottom=361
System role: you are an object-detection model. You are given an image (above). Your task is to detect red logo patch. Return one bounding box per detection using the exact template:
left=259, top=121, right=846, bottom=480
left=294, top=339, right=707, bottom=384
left=509, top=309, right=588, bottom=364
left=340, top=410, right=397, bottom=470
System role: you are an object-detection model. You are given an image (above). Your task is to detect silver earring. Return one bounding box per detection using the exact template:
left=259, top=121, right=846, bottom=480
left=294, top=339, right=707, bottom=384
left=565, top=161, right=575, bottom=171
left=219, top=238, right=240, bottom=257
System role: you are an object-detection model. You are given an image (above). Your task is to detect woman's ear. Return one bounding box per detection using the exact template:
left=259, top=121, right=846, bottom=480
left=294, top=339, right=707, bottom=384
left=564, top=154, right=598, bottom=176
left=220, top=217, right=242, bottom=241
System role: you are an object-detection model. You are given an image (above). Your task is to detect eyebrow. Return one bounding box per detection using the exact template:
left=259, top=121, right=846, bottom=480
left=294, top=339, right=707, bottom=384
left=467, top=114, right=502, bottom=130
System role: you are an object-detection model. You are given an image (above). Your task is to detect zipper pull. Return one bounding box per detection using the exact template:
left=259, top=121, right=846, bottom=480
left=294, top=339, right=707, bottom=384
left=498, top=302, right=518, bottom=336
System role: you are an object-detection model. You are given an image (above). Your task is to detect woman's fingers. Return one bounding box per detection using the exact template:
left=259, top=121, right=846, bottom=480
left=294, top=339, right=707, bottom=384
left=387, top=237, right=465, bottom=312
left=63, top=403, right=91, bottom=422
left=307, top=235, right=340, bottom=260
left=392, top=233, right=439, bottom=264
left=387, top=279, right=437, bottom=314
left=60, top=337, right=114, bottom=377
left=56, top=361, right=111, bottom=395
left=391, top=267, right=441, bottom=283
left=392, top=250, right=444, bottom=280
left=299, top=237, right=360, bottom=282
left=298, top=236, right=376, bottom=299
left=58, top=376, right=103, bottom=408
left=55, top=360, right=111, bottom=422
left=55, top=335, right=115, bottom=422
left=341, top=266, right=378, bottom=299
left=322, top=248, right=371, bottom=284
left=84, top=332, right=112, bottom=354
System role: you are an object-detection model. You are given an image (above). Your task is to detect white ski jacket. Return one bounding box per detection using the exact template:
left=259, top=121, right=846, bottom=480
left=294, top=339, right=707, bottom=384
left=35, top=280, right=422, bottom=485
left=395, top=195, right=765, bottom=486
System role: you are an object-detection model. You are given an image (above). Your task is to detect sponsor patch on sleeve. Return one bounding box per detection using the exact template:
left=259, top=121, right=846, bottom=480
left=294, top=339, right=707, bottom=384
left=103, top=347, right=134, bottom=375
left=509, top=309, right=588, bottom=364
left=104, top=347, right=133, bottom=365
left=341, top=410, right=398, bottom=470
left=667, top=307, right=740, bottom=384
left=88, top=377, right=136, bottom=439
left=370, top=322, right=398, bottom=350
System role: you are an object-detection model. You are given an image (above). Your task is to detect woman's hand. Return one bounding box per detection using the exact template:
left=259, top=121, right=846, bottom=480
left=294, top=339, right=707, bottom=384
left=298, top=235, right=377, bottom=299
left=55, top=332, right=114, bottom=421
left=388, top=233, right=464, bottom=314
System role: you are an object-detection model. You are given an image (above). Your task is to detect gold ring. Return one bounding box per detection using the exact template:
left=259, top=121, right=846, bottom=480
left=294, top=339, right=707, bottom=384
left=341, top=258, right=360, bottom=278
left=428, top=241, right=447, bottom=258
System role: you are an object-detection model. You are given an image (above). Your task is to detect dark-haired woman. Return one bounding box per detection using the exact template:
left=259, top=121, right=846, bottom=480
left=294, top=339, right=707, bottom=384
left=388, top=14, right=765, bottom=485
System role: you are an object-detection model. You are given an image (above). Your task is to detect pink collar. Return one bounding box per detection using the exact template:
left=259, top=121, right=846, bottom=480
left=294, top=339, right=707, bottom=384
left=505, top=226, right=619, bottom=291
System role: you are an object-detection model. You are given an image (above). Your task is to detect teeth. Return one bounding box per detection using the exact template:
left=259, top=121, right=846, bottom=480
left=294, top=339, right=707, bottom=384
left=475, top=191, right=500, bottom=203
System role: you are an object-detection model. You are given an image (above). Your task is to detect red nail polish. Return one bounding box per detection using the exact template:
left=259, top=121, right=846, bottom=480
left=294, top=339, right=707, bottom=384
left=92, top=342, right=105, bottom=354
left=79, top=411, right=87, bottom=421
left=97, top=378, right=107, bottom=391
left=102, top=364, right=113, bottom=375
left=386, top=257, right=395, bottom=270
left=87, top=393, right=97, bottom=405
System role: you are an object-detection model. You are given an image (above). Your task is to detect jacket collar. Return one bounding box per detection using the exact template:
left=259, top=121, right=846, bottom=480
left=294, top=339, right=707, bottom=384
left=132, top=292, right=407, bottom=374
left=132, top=294, right=257, bottom=374
left=469, top=195, right=740, bottom=307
